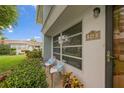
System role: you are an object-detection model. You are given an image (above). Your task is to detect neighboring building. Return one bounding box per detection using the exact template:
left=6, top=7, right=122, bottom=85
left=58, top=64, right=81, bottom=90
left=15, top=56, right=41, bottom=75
left=36, top=5, right=124, bottom=88
left=0, top=40, right=42, bottom=55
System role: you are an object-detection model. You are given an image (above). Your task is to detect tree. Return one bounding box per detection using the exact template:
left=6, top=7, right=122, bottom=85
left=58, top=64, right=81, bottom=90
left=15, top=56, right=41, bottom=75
left=0, top=31, right=3, bottom=35
left=0, top=44, right=11, bottom=55
left=0, top=31, right=3, bottom=40
left=0, top=31, right=7, bottom=40
left=1, top=36, right=7, bottom=40
left=30, top=38, right=36, bottom=42
left=0, top=44, right=16, bottom=55
left=0, top=6, right=18, bottom=30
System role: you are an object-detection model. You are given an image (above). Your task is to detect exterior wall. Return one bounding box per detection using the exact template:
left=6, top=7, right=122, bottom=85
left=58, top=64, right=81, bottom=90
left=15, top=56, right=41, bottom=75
left=43, top=5, right=106, bottom=87
left=82, top=6, right=105, bottom=87
left=0, top=40, right=41, bottom=55
left=10, top=44, right=31, bottom=55
left=44, top=35, right=52, bottom=60
left=10, top=44, right=27, bottom=55
left=63, top=6, right=105, bottom=88
left=9, top=42, right=41, bottom=55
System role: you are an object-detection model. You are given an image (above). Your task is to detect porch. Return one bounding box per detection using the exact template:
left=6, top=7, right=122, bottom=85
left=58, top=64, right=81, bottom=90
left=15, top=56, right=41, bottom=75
left=37, top=5, right=106, bottom=87
left=44, top=61, right=84, bottom=88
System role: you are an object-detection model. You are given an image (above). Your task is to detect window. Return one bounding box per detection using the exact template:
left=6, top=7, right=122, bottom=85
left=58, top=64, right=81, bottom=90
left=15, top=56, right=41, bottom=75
left=53, top=22, right=82, bottom=70
left=53, top=34, right=61, bottom=60
left=62, top=56, right=82, bottom=70
left=62, top=47, right=82, bottom=57
left=62, top=22, right=82, bottom=36
left=62, top=34, right=82, bottom=46
left=53, top=53, right=60, bottom=60
left=53, top=48, right=60, bottom=53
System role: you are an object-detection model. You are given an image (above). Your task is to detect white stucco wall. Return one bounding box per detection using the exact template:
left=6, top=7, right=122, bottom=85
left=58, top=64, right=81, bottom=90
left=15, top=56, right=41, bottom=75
left=44, top=5, right=106, bottom=87
left=56, top=6, right=105, bottom=88
left=10, top=44, right=38, bottom=55
left=61, top=6, right=105, bottom=88
left=82, top=6, right=105, bottom=88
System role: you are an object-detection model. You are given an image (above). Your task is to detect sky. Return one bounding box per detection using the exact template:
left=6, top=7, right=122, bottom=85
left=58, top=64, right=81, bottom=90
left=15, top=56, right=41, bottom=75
left=3, top=5, right=43, bottom=42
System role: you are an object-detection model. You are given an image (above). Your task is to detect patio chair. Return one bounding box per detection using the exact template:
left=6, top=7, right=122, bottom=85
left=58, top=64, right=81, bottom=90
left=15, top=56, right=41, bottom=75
left=50, top=63, right=64, bottom=73
left=44, top=58, right=56, bottom=75
left=50, top=62, right=64, bottom=87
left=45, top=58, right=56, bottom=66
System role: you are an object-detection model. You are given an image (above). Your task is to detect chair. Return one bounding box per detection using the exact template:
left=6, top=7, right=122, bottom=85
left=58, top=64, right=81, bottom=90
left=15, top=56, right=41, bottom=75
left=45, top=58, right=56, bottom=67
left=45, top=58, right=56, bottom=78
left=50, top=63, right=64, bottom=73
left=50, top=62, right=64, bottom=87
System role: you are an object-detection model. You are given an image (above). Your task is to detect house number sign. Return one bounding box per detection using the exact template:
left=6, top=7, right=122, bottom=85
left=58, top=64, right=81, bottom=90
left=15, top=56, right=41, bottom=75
left=86, top=30, right=101, bottom=41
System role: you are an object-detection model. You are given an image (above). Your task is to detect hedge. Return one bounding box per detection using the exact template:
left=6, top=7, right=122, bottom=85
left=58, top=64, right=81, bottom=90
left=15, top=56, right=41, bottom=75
left=0, top=59, right=48, bottom=88
left=25, top=49, right=42, bottom=59
left=0, top=44, right=16, bottom=55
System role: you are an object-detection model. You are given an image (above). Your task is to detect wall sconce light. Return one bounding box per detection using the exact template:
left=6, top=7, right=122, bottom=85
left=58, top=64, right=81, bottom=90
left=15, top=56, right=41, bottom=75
left=93, top=7, right=100, bottom=18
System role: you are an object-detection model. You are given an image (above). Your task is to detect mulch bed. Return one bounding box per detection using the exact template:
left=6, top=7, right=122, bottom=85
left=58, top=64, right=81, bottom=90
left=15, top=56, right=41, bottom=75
left=0, top=70, right=12, bottom=82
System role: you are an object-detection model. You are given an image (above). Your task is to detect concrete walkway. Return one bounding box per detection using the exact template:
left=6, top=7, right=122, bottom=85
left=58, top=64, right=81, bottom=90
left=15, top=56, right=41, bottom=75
left=45, top=67, right=63, bottom=88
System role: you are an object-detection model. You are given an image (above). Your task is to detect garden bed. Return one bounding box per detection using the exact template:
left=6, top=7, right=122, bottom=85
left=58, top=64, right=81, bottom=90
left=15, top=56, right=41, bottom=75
left=0, top=59, right=48, bottom=88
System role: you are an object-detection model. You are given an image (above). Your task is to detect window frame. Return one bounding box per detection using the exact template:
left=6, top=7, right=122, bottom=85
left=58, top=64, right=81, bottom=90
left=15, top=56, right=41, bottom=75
left=52, top=21, right=83, bottom=70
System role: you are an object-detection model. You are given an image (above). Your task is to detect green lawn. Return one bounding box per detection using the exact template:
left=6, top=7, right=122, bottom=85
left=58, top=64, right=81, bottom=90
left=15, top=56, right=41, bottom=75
left=0, top=55, right=25, bottom=73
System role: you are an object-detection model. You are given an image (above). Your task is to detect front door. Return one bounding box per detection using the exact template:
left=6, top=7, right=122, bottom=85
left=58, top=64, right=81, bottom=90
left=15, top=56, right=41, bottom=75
left=113, top=6, right=124, bottom=88
left=106, top=6, right=113, bottom=88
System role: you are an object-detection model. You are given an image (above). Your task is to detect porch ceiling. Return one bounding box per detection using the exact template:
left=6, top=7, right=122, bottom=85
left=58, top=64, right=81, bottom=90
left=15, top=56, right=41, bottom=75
left=45, top=5, right=90, bottom=36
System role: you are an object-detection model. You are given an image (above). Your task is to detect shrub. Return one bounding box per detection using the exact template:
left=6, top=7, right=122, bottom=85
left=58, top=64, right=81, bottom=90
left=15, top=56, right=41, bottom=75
left=0, top=44, right=10, bottom=55
left=25, top=49, right=42, bottom=59
left=63, top=72, right=84, bottom=88
left=10, top=48, right=16, bottom=55
left=0, top=59, right=48, bottom=88
left=0, top=44, right=16, bottom=55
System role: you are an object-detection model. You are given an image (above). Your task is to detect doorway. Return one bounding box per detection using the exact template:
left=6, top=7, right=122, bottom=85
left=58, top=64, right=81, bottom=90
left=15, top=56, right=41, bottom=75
left=113, top=5, right=124, bottom=88
left=106, top=5, right=124, bottom=88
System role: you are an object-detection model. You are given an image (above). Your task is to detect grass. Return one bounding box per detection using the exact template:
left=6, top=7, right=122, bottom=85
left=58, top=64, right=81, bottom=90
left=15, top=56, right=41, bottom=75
left=0, top=55, right=26, bottom=74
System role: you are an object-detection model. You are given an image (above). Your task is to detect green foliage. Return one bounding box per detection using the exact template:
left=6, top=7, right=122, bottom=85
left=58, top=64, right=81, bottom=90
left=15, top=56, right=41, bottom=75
left=0, top=30, right=7, bottom=40
left=30, top=38, right=36, bottom=42
left=25, top=49, right=42, bottom=59
left=0, top=44, right=16, bottom=55
left=0, top=6, right=18, bottom=30
left=0, top=31, right=3, bottom=35
left=0, top=44, right=10, bottom=55
left=10, top=48, right=16, bottom=55
left=0, top=36, right=7, bottom=40
left=63, top=72, right=84, bottom=88
left=0, top=59, right=48, bottom=88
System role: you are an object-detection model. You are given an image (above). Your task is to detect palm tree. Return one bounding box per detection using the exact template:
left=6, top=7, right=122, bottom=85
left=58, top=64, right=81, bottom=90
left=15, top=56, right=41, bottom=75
left=0, top=6, right=18, bottom=30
